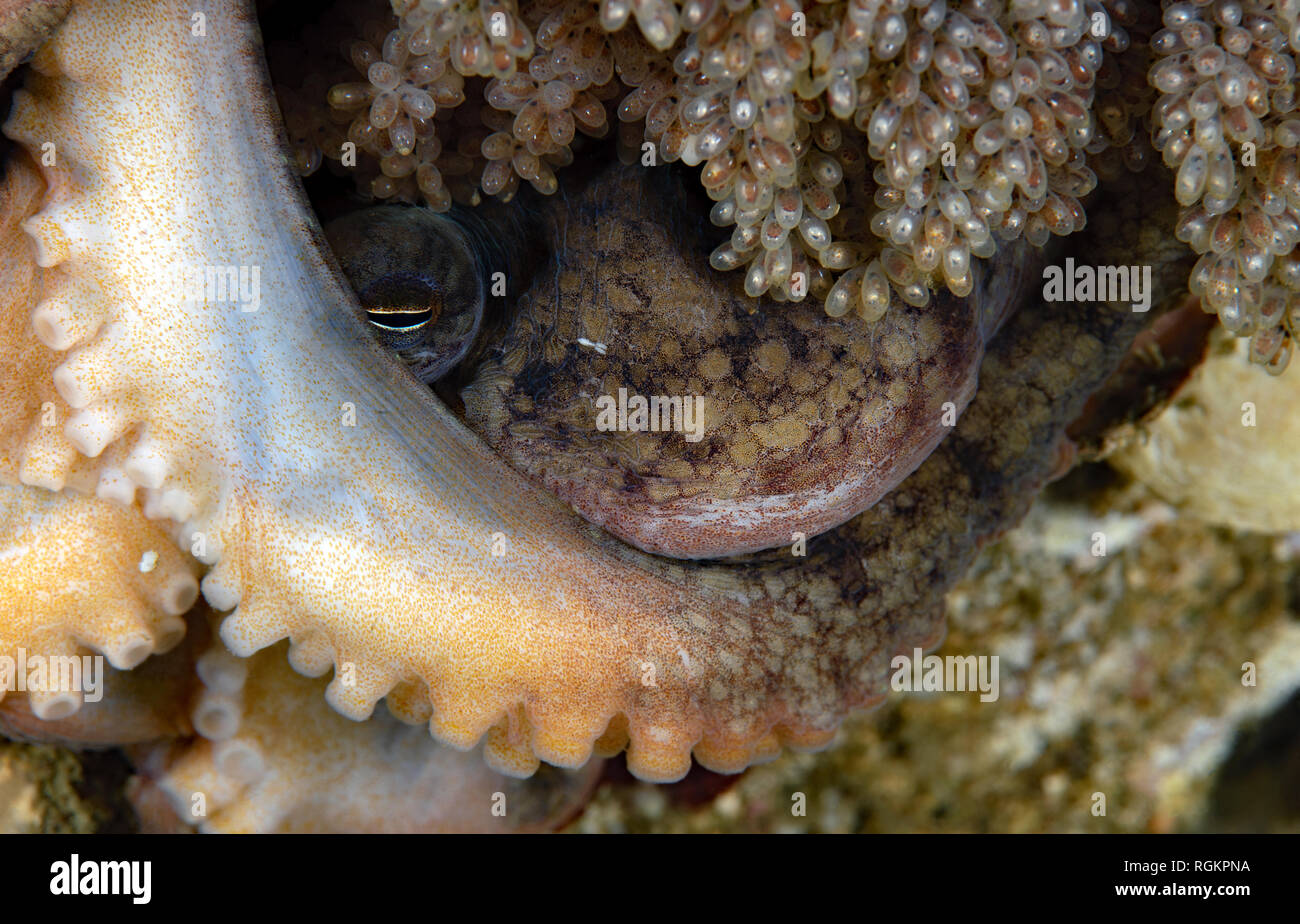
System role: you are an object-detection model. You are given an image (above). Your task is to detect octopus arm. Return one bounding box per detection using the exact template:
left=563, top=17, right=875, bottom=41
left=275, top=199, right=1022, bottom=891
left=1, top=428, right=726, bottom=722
left=0, top=481, right=199, bottom=720
left=129, top=615, right=603, bottom=833
left=0, top=0, right=929, bottom=781
left=0, top=0, right=1196, bottom=785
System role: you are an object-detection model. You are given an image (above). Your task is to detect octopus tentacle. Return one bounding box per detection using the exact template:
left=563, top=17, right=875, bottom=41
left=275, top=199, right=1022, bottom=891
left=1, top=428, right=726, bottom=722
left=0, top=0, right=939, bottom=782
left=0, top=150, right=80, bottom=488
left=0, top=481, right=200, bottom=718
left=129, top=618, right=604, bottom=833
left=0, top=154, right=201, bottom=725
left=0, top=614, right=195, bottom=746
left=0, top=0, right=1196, bottom=787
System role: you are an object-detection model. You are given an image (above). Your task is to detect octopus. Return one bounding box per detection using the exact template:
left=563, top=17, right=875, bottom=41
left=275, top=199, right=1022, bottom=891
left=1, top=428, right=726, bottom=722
left=0, top=0, right=1290, bottom=832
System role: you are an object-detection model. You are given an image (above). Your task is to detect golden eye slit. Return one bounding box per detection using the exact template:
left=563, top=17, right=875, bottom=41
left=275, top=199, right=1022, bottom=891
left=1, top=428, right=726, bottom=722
left=360, top=273, right=444, bottom=331
left=324, top=204, right=485, bottom=382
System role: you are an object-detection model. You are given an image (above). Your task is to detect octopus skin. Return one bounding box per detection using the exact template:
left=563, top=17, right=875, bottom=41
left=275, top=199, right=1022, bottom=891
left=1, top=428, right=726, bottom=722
left=0, top=0, right=936, bottom=782
left=0, top=0, right=1214, bottom=832
left=459, top=160, right=1036, bottom=559
left=127, top=613, right=604, bottom=834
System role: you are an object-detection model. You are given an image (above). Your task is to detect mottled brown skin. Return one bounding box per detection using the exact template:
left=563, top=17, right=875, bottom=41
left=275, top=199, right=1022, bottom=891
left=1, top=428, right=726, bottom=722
left=0, top=0, right=1205, bottom=826
left=2, top=138, right=1192, bottom=816
left=784, top=170, right=1194, bottom=708
left=462, top=163, right=1039, bottom=559
left=869, top=170, right=1195, bottom=563
left=286, top=154, right=1183, bottom=779
left=1, top=160, right=1192, bottom=819
left=437, top=161, right=1190, bottom=773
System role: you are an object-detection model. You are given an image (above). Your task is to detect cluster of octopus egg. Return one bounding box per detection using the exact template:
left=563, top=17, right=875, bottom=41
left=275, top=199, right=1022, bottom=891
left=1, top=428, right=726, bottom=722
left=1148, top=0, right=1300, bottom=373
left=633, top=0, right=1126, bottom=313
left=275, top=0, right=655, bottom=210
left=277, top=0, right=1126, bottom=323
left=1085, top=0, right=1157, bottom=178
left=278, top=0, right=1300, bottom=366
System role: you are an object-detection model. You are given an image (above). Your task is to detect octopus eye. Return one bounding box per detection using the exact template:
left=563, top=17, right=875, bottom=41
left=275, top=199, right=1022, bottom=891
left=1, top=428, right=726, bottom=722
left=359, top=272, right=442, bottom=333
left=324, top=205, right=484, bottom=384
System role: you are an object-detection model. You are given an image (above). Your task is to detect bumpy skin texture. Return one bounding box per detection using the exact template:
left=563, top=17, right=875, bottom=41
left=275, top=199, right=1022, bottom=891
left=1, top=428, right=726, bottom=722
left=130, top=616, right=604, bottom=834
left=0, top=153, right=71, bottom=488
left=0, top=0, right=956, bottom=783
left=0, top=481, right=200, bottom=719
left=463, top=162, right=1035, bottom=559
left=847, top=171, right=1193, bottom=613
left=0, top=0, right=1195, bottom=797
left=0, top=614, right=195, bottom=746
left=0, top=105, right=200, bottom=727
